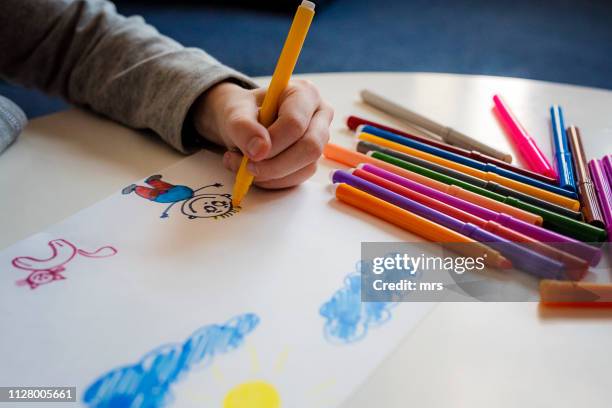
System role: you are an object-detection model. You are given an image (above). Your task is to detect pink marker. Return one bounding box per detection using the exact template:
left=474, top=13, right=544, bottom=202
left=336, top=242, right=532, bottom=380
left=493, top=95, right=557, bottom=179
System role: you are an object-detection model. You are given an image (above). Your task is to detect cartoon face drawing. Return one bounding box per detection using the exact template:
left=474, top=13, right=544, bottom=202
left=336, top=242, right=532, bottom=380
left=181, top=193, right=236, bottom=219
left=123, top=176, right=238, bottom=220
left=18, top=270, right=65, bottom=289
left=29, top=271, right=59, bottom=285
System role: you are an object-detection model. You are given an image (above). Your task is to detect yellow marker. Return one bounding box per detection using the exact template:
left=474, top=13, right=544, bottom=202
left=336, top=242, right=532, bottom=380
left=232, top=0, right=316, bottom=206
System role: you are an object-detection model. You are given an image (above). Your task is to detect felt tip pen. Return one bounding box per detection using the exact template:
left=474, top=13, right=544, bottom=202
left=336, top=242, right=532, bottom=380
left=589, top=159, right=612, bottom=242
left=359, top=125, right=577, bottom=199
left=601, top=155, right=612, bottom=189
left=346, top=116, right=558, bottom=184
left=493, top=95, right=556, bottom=178
left=540, top=280, right=612, bottom=307
left=368, top=150, right=606, bottom=243
left=358, top=163, right=603, bottom=266
left=332, top=170, right=564, bottom=278
left=356, top=140, right=583, bottom=220
left=358, top=132, right=581, bottom=211
left=321, top=143, right=601, bottom=264
left=361, top=89, right=513, bottom=162
left=231, top=0, right=315, bottom=206
left=323, top=143, right=542, bottom=224
left=349, top=167, right=588, bottom=280
left=566, top=126, right=605, bottom=228
left=550, top=105, right=576, bottom=193
left=331, top=183, right=512, bottom=269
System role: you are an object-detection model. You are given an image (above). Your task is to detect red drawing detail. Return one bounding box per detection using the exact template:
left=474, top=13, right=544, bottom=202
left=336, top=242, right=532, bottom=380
left=11, top=239, right=117, bottom=289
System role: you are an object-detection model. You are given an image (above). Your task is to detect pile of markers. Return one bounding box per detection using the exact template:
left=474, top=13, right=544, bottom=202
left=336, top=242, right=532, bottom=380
left=324, top=89, right=612, bottom=306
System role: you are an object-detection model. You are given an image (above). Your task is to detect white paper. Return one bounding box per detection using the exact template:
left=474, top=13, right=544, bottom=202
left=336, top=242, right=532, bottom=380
left=0, top=150, right=435, bottom=407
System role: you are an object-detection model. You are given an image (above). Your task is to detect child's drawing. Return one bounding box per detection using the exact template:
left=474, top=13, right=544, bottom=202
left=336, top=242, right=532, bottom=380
left=11, top=239, right=117, bottom=289
left=83, top=313, right=260, bottom=408
left=122, top=174, right=238, bottom=219
left=320, top=262, right=396, bottom=344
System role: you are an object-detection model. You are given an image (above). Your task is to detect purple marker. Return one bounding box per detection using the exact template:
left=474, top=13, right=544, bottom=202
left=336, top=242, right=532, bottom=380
left=602, top=155, right=612, bottom=188
left=589, top=159, right=612, bottom=242
left=331, top=170, right=565, bottom=279
left=359, top=163, right=602, bottom=265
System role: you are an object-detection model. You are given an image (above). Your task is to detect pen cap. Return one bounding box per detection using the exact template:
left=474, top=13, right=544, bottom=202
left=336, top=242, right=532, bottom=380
left=566, top=126, right=589, bottom=183
left=550, top=106, right=575, bottom=189
left=550, top=106, right=570, bottom=152
left=589, top=159, right=612, bottom=219
left=602, top=155, right=612, bottom=186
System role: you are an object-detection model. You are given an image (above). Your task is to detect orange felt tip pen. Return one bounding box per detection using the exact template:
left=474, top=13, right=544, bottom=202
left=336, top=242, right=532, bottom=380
left=540, top=280, right=612, bottom=307
left=231, top=0, right=315, bottom=206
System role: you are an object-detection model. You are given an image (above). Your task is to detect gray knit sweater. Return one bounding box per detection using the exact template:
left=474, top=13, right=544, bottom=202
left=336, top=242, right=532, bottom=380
left=0, top=0, right=257, bottom=154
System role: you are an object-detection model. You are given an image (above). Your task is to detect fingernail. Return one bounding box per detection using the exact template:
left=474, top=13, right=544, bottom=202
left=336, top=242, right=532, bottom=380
left=247, top=137, right=265, bottom=158
left=247, top=162, right=257, bottom=176
left=222, top=151, right=230, bottom=167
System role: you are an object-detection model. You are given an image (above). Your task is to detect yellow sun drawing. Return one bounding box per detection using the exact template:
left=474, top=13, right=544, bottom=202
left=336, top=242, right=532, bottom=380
left=181, top=344, right=337, bottom=407
left=223, top=381, right=280, bottom=408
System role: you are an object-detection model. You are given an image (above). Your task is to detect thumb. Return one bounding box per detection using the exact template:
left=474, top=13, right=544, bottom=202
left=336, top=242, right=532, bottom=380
left=224, top=104, right=271, bottom=162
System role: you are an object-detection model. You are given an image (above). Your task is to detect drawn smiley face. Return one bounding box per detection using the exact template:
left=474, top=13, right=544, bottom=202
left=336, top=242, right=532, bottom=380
left=181, top=193, right=237, bottom=219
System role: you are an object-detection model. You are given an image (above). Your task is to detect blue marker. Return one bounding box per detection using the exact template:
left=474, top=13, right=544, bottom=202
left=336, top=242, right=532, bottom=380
left=550, top=105, right=576, bottom=192
left=360, top=125, right=578, bottom=199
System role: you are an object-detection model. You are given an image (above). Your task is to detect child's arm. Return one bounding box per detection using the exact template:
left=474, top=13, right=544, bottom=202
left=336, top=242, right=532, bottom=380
left=0, top=0, right=333, bottom=188
left=0, top=0, right=256, bottom=153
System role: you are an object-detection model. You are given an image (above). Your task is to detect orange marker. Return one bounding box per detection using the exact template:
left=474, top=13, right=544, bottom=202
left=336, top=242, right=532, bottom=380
left=323, top=144, right=543, bottom=225
left=359, top=133, right=580, bottom=211
left=540, top=280, right=612, bottom=307
left=333, top=183, right=511, bottom=269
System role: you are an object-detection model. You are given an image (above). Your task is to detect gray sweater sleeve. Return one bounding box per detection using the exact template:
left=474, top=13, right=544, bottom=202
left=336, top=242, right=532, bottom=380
left=0, top=0, right=257, bottom=152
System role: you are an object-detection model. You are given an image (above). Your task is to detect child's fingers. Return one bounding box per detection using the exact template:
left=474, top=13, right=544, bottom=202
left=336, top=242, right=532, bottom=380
left=222, top=150, right=245, bottom=172
left=246, top=107, right=331, bottom=181
left=223, top=95, right=271, bottom=161
left=222, top=153, right=317, bottom=189
left=254, top=163, right=318, bottom=189
left=265, top=80, right=321, bottom=158
left=253, top=87, right=266, bottom=105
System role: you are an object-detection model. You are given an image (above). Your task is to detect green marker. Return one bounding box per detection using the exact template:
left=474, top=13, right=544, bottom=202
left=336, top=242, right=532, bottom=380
left=370, top=151, right=607, bottom=243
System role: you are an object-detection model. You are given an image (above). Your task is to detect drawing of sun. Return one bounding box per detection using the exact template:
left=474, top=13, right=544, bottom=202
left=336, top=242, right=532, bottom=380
left=177, top=345, right=337, bottom=407
left=209, top=345, right=285, bottom=407
left=223, top=381, right=280, bottom=408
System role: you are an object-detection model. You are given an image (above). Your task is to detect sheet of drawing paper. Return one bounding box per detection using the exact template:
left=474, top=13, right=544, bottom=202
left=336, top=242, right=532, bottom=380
left=0, top=150, right=436, bottom=407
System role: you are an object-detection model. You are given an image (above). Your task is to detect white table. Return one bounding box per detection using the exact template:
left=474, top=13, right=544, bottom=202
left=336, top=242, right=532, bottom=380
left=2, top=73, right=612, bottom=407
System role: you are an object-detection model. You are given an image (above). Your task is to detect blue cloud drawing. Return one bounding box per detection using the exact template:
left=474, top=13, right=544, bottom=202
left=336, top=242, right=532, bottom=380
left=320, top=266, right=395, bottom=344
left=83, top=313, right=259, bottom=408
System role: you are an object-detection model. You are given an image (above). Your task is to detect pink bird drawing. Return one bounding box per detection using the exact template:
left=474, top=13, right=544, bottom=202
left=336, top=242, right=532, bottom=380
left=11, top=239, right=117, bottom=289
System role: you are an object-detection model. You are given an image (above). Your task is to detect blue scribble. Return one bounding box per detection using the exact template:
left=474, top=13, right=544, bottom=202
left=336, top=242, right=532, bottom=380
left=320, top=263, right=395, bottom=344
left=83, top=313, right=259, bottom=408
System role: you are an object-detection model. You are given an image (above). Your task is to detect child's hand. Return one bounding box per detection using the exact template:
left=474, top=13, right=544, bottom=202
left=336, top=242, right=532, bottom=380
left=192, top=80, right=333, bottom=189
